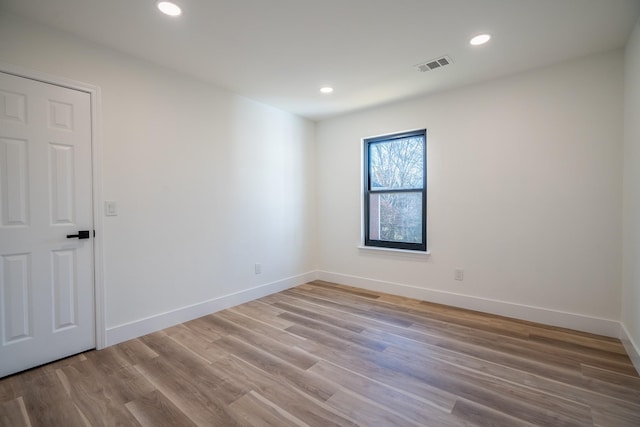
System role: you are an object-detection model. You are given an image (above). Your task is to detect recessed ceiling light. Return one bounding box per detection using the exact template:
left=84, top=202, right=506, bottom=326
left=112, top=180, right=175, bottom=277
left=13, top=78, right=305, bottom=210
left=157, top=1, right=182, bottom=17
left=470, top=34, right=491, bottom=46
left=320, top=87, right=334, bottom=94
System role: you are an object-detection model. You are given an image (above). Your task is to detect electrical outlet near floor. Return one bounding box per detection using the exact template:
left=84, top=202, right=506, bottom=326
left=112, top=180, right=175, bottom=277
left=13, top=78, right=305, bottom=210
left=454, top=268, right=464, bottom=281
left=255, top=263, right=262, bottom=275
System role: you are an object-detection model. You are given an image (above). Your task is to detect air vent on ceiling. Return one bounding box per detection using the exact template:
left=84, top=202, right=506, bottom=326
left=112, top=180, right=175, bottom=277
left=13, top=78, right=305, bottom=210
left=415, top=55, right=453, bottom=72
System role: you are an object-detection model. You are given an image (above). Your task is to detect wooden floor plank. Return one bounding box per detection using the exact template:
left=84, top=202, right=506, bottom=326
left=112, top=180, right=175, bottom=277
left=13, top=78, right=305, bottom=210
left=279, top=311, right=387, bottom=352
left=222, top=307, right=308, bottom=347
left=581, top=364, right=640, bottom=388
left=55, top=362, right=144, bottom=426
left=310, top=280, right=382, bottom=299
left=212, top=335, right=338, bottom=402
left=162, top=324, right=227, bottom=364
left=200, top=312, right=318, bottom=369
left=15, top=369, right=88, bottom=427
left=325, top=388, right=424, bottom=427
left=180, top=317, right=224, bottom=343
left=0, top=397, right=31, bottom=427
left=229, top=300, right=296, bottom=330
left=125, top=390, right=198, bottom=427
left=1, top=280, right=638, bottom=426
left=284, top=324, right=461, bottom=412
left=361, top=327, right=640, bottom=404
left=133, top=356, right=242, bottom=426
left=208, top=355, right=360, bottom=426
left=82, top=340, right=157, bottom=371
left=228, top=390, right=311, bottom=427
left=590, top=402, right=640, bottom=427
left=285, top=287, right=414, bottom=328
left=272, top=301, right=366, bottom=333
left=0, top=376, right=16, bottom=403
left=451, top=399, right=538, bottom=427
left=307, top=360, right=461, bottom=426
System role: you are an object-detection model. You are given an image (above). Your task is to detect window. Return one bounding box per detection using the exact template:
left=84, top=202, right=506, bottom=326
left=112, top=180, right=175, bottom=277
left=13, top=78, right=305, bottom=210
left=363, top=129, right=426, bottom=251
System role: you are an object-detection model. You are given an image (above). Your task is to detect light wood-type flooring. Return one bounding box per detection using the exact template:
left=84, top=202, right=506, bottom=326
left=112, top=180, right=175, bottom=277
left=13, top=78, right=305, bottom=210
left=1, top=280, right=639, bottom=426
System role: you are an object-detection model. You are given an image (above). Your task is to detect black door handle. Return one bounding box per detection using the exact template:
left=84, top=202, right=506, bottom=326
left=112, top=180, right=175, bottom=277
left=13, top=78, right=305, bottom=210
left=67, top=230, right=90, bottom=239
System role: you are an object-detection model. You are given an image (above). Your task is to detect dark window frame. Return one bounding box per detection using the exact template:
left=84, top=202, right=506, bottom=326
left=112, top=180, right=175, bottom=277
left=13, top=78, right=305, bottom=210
left=363, top=129, right=427, bottom=252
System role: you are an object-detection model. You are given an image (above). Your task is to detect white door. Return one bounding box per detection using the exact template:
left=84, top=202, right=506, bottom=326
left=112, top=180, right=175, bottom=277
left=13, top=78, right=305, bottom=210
left=0, top=72, right=95, bottom=377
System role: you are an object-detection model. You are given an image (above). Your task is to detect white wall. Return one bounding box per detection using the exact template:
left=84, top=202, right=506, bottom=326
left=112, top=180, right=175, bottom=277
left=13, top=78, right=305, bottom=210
left=623, top=17, right=640, bottom=367
left=316, top=50, right=624, bottom=334
left=0, top=13, right=316, bottom=342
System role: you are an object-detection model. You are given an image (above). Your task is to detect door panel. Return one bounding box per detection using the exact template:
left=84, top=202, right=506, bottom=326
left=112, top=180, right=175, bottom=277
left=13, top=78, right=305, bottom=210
left=49, top=142, right=75, bottom=224
left=1, top=253, right=31, bottom=344
left=52, top=249, right=77, bottom=331
left=0, top=72, right=94, bottom=377
left=0, top=137, right=29, bottom=226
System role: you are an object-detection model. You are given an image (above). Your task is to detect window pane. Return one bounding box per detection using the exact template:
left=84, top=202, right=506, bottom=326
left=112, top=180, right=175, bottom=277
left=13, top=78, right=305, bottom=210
left=369, top=136, right=424, bottom=190
left=369, top=192, right=423, bottom=244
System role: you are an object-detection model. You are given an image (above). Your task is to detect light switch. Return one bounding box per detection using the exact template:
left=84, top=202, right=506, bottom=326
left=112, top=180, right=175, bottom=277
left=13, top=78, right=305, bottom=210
left=105, top=201, right=118, bottom=216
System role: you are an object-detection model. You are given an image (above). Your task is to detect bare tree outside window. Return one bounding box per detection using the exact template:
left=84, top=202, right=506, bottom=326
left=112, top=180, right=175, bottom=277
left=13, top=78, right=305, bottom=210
left=364, top=130, right=426, bottom=251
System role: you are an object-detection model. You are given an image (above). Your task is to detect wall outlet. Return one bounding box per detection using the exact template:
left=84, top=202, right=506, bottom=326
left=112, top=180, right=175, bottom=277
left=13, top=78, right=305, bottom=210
left=454, top=268, right=464, bottom=281
left=254, top=263, right=262, bottom=275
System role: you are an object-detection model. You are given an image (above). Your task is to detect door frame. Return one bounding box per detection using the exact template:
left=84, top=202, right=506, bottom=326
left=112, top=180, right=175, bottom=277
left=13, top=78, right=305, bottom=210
left=0, top=62, right=106, bottom=350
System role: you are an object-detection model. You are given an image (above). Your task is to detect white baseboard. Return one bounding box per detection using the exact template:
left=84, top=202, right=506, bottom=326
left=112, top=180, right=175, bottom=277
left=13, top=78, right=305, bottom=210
left=316, top=271, right=621, bottom=338
left=620, top=323, right=640, bottom=375
left=105, top=271, right=317, bottom=346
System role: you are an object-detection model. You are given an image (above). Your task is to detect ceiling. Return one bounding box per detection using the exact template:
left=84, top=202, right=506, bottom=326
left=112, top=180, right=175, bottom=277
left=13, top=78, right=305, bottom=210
left=2, top=0, right=639, bottom=121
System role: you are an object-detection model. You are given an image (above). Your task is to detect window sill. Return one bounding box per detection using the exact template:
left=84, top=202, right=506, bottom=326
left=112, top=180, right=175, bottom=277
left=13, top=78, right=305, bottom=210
left=357, top=245, right=431, bottom=256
